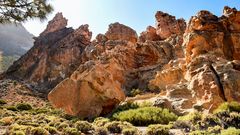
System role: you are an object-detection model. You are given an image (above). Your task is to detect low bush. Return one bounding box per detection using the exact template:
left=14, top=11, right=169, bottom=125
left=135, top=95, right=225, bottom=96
left=178, top=111, right=202, bottom=124
left=44, top=126, right=59, bottom=134
left=122, top=127, right=139, bottom=135
left=30, top=127, right=49, bottom=135
left=214, top=102, right=240, bottom=114
left=113, top=107, right=177, bottom=126
left=16, top=103, right=32, bottom=111
left=189, top=130, right=212, bottom=135
left=112, top=101, right=139, bottom=114
left=94, top=127, right=109, bottom=135
left=146, top=124, right=171, bottom=135
left=93, top=117, right=110, bottom=127
left=104, top=121, right=133, bottom=134
left=220, top=127, right=240, bottom=135
left=63, top=127, right=80, bottom=135
left=74, top=121, right=94, bottom=134
left=6, top=106, right=18, bottom=111
left=0, top=99, right=7, bottom=105
left=11, top=130, right=26, bottom=135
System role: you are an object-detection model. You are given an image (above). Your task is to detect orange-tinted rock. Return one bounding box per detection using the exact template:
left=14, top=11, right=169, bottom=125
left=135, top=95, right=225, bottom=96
left=41, top=13, right=68, bottom=36
left=139, top=26, right=161, bottom=42
left=155, top=11, right=186, bottom=39
left=5, top=14, right=92, bottom=93
left=105, top=22, right=138, bottom=43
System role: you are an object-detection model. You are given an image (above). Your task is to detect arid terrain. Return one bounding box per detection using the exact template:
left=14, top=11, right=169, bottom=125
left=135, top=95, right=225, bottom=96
left=0, top=6, right=240, bottom=135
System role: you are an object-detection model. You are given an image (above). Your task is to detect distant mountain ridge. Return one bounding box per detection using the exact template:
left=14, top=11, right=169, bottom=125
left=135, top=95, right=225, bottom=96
left=0, top=23, right=34, bottom=56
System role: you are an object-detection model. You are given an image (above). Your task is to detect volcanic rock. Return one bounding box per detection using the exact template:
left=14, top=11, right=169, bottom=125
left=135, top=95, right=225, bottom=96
left=155, top=11, right=186, bottom=39
left=5, top=14, right=92, bottom=93
left=105, top=22, right=138, bottom=43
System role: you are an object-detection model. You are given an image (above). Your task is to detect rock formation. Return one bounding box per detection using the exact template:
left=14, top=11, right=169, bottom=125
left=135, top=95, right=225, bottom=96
left=3, top=6, right=240, bottom=117
left=150, top=6, right=240, bottom=114
left=155, top=11, right=186, bottom=39
left=4, top=13, right=91, bottom=93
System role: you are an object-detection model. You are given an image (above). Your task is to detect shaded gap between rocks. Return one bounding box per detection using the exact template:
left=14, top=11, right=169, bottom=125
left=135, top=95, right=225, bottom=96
left=209, top=63, right=227, bottom=101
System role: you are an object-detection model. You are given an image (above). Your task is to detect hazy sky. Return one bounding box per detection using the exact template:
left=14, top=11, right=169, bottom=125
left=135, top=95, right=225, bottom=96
left=23, top=0, right=240, bottom=38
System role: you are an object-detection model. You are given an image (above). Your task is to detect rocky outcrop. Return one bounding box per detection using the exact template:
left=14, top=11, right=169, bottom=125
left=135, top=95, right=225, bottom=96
left=4, top=13, right=92, bottom=93
left=105, top=22, right=138, bottom=43
left=155, top=11, right=186, bottom=39
left=40, top=13, right=68, bottom=36
left=150, top=6, right=240, bottom=114
left=4, top=7, right=240, bottom=117
left=139, top=26, right=161, bottom=42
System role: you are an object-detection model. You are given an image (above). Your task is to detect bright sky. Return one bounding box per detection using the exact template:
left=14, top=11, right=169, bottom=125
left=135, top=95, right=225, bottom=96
left=23, top=0, right=240, bottom=38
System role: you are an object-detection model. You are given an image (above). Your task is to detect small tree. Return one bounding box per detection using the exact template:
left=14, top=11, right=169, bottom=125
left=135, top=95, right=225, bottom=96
left=0, top=0, right=53, bottom=23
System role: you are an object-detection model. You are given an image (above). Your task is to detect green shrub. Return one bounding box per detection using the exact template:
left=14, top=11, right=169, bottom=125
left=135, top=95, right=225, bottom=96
left=6, top=106, right=18, bottom=111
left=129, top=89, right=142, bottom=97
left=220, top=127, right=240, bottom=135
left=16, top=103, right=32, bottom=111
left=95, top=127, right=109, bottom=135
left=113, top=107, right=177, bottom=126
left=56, top=122, right=69, bottom=131
left=208, top=125, right=222, bottom=134
left=214, top=102, right=240, bottom=114
left=30, top=127, right=49, bottom=135
left=11, top=130, right=26, bottom=135
left=93, top=117, right=110, bottom=127
left=173, top=120, right=193, bottom=132
left=63, top=127, right=80, bottom=135
left=146, top=124, right=170, bottom=135
left=74, top=121, right=94, bottom=134
left=0, top=99, right=7, bottom=105
left=189, top=130, right=212, bottom=135
left=122, top=127, right=139, bottom=135
left=112, top=101, right=139, bottom=113
left=178, top=111, right=202, bottom=124
left=44, top=126, right=58, bottom=134
left=104, top=121, right=133, bottom=134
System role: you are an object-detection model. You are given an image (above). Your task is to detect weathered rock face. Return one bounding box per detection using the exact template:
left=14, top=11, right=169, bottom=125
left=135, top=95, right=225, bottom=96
left=41, top=13, right=68, bottom=36
left=48, top=20, right=183, bottom=117
left=155, top=11, right=186, bottom=39
left=150, top=7, right=240, bottom=114
left=105, top=22, right=138, bottom=43
left=139, top=26, right=161, bottom=42
left=4, top=7, right=240, bottom=117
left=5, top=13, right=92, bottom=93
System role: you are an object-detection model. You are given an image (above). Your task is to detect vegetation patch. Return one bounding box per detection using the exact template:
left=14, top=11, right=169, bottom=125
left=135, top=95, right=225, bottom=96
left=113, top=107, right=177, bottom=126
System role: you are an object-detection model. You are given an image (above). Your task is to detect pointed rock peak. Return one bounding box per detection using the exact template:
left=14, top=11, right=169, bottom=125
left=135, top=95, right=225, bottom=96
left=223, top=6, right=237, bottom=17
left=40, top=12, right=68, bottom=36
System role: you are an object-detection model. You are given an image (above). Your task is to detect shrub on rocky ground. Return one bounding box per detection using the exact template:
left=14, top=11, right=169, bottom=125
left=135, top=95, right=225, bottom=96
left=16, top=103, right=32, bottom=111
left=104, top=121, right=134, bottom=134
left=93, top=117, right=110, bottom=127
left=63, top=127, right=81, bottom=135
left=122, top=127, right=139, bottom=135
left=146, top=124, right=171, bottom=135
left=6, top=106, right=18, bottom=111
left=177, top=111, right=202, bottom=124
left=30, top=127, right=49, bottom=135
left=214, top=102, right=240, bottom=114
left=113, top=107, right=177, bottom=126
left=220, top=127, right=240, bottom=135
left=94, top=127, right=109, bottom=135
left=0, top=99, right=7, bottom=105
left=74, top=121, right=94, bottom=134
